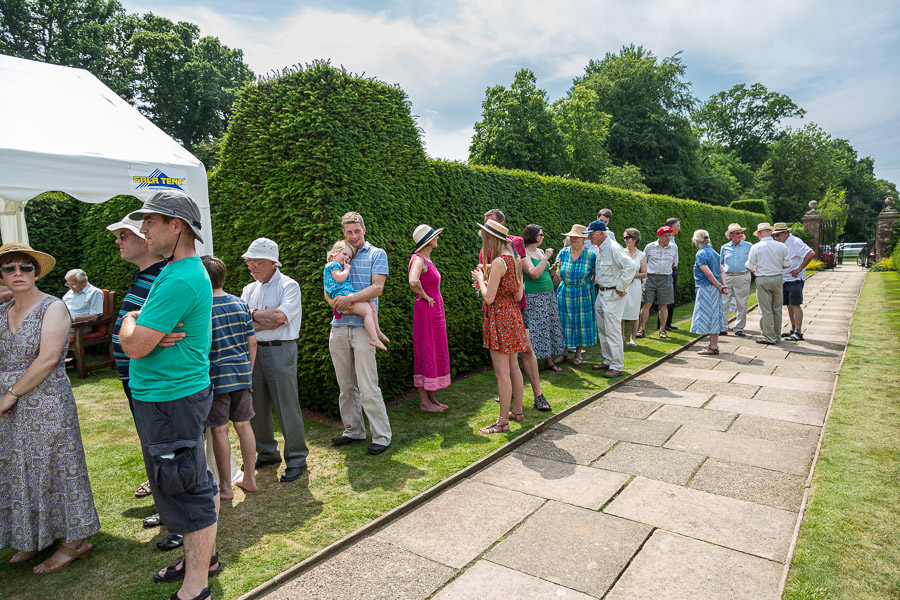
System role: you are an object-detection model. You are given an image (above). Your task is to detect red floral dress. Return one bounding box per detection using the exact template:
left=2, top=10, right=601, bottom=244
left=482, top=255, right=527, bottom=353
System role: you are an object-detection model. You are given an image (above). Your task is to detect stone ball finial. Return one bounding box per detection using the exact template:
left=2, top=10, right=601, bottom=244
left=887, top=197, right=895, bottom=208
left=809, top=200, right=818, bottom=210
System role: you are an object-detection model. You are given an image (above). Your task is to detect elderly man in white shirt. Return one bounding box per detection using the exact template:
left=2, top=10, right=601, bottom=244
left=773, top=223, right=816, bottom=341
left=241, top=238, right=309, bottom=483
left=586, top=219, right=637, bottom=378
left=746, top=223, right=791, bottom=345
left=63, top=268, right=104, bottom=322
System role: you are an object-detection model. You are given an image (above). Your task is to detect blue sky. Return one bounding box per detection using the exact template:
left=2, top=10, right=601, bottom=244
left=122, top=0, right=900, bottom=186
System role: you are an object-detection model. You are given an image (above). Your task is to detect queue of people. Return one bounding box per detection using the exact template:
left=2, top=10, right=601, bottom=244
left=0, top=188, right=819, bottom=598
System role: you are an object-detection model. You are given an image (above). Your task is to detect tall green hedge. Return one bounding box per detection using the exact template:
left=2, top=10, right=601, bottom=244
left=209, top=62, right=764, bottom=415
left=729, top=199, right=772, bottom=222
left=24, top=193, right=88, bottom=297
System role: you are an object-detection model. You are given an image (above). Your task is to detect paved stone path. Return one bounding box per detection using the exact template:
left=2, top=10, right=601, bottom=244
left=251, top=267, right=864, bottom=600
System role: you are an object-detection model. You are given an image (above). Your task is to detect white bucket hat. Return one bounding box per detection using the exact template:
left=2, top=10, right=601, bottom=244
left=241, top=237, right=282, bottom=267
left=106, top=216, right=146, bottom=239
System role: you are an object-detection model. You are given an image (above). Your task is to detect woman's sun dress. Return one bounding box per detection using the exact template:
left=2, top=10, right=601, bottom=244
left=556, top=247, right=597, bottom=347
left=483, top=255, right=527, bottom=353
left=410, top=255, right=450, bottom=391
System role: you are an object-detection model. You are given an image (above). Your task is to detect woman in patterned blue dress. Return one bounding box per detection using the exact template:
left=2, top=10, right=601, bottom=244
left=689, top=230, right=727, bottom=355
left=554, top=225, right=596, bottom=366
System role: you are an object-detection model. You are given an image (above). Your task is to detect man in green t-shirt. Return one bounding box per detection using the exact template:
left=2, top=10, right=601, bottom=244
left=119, top=190, right=218, bottom=600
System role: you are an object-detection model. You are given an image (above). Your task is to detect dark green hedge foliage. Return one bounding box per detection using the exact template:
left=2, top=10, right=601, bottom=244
left=729, top=199, right=771, bottom=221
left=210, top=62, right=764, bottom=415
left=24, top=193, right=88, bottom=298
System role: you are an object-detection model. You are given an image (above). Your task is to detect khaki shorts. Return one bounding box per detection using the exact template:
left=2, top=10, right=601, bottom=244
left=642, top=273, right=674, bottom=305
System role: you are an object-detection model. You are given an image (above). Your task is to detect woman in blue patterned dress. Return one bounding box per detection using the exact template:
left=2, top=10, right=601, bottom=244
left=554, top=225, right=596, bottom=366
left=0, top=243, right=100, bottom=574
left=689, top=230, right=727, bottom=355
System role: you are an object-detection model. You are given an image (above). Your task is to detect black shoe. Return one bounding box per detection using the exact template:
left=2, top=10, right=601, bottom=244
left=157, top=533, right=183, bottom=551
left=168, top=587, right=210, bottom=600
left=331, top=435, right=365, bottom=446
left=368, top=443, right=390, bottom=455
left=255, top=456, right=282, bottom=470
left=781, top=331, right=794, bottom=338
left=786, top=331, right=804, bottom=341
left=280, top=465, right=308, bottom=482
left=720, top=330, right=728, bottom=336
left=143, top=513, right=162, bottom=528
left=666, top=325, right=678, bottom=330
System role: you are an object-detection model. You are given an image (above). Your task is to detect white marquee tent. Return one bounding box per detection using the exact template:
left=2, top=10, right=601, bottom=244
left=0, top=54, right=214, bottom=255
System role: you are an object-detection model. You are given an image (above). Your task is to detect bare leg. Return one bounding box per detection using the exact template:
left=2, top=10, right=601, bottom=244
left=177, top=521, right=217, bottom=600
left=417, top=387, right=445, bottom=412
left=639, top=303, right=651, bottom=334
left=508, top=352, right=524, bottom=416
left=788, top=305, right=803, bottom=330
left=430, top=390, right=448, bottom=410
left=708, top=332, right=719, bottom=350
left=368, top=300, right=390, bottom=342
left=210, top=425, right=234, bottom=499
left=628, top=320, right=638, bottom=344
left=350, top=302, right=387, bottom=350
left=521, top=329, right=542, bottom=398
left=657, top=305, right=669, bottom=334
left=482, top=349, right=512, bottom=433
left=233, top=421, right=258, bottom=493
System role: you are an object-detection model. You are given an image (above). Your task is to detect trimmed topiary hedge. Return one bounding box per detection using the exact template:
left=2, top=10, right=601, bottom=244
left=729, top=199, right=771, bottom=222
left=24, top=193, right=88, bottom=298
left=209, top=62, right=765, bottom=415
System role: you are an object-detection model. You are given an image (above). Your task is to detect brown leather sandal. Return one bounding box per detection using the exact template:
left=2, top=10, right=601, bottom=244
left=479, top=419, right=510, bottom=434
left=33, top=542, right=91, bottom=574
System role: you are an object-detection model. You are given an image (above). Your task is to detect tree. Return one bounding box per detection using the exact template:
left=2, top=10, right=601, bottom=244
left=469, top=69, right=563, bottom=175
left=574, top=44, right=699, bottom=197
left=693, top=83, right=805, bottom=167
left=0, top=0, right=136, bottom=100
left=818, top=187, right=849, bottom=239
left=756, top=124, right=850, bottom=222
left=128, top=13, right=254, bottom=149
left=600, top=163, right=650, bottom=193
left=551, top=84, right=611, bottom=182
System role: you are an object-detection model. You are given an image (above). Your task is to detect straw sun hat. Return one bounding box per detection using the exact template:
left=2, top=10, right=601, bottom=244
left=477, top=219, right=509, bottom=241
left=561, top=224, right=589, bottom=238
left=412, top=224, right=443, bottom=252
left=0, top=242, right=56, bottom=280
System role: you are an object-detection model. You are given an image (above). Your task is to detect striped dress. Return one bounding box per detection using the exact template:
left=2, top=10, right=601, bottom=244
left=556, top=246, right=597, bottom=347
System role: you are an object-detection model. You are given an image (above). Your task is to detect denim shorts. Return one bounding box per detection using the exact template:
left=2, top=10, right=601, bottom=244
left=783, top=280, right=804, bottom=306
left=133, top=384, right=218, bottom=535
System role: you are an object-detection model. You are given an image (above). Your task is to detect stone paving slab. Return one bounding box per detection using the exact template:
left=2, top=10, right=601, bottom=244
left=686, top=379, right=759, bottom=398
left=487, top=500, right=652, bottom=598
left=781, top=353, right=844, bottom=368
left=752, top=385, right=832, bottom=408
left=261, top=536, right=455, bottom=600
left=664, top=425, right=813, bottom=476
left=712, top=360, right=775, bottom=375
left=605, top=530, right=782, bottom=600
left=557, top=413, right=681, bottom=446
left=771, top=363, right=839, bottom=379
left=605, top=385, right=711, bottom=407
left=372, top=479, right=544, bottom=569
left=654, top=365, right=737, bottom=382
left=605, top=476, right=797, bottom=562
left=587, top=396, right=661, bottom=419
left=727, top=415, right=822, bottom=448
left=592, top=441, right=705, bottom=485
left=647, top=404, right=737, bottom=431
left=733, top=372, right=833, bottom=393
left=706, top=351, right=756, bottom=365
left=689, top=458, right=806, bottom=512
left=706, top=395, right=826, bottom=426
left=472, top=452, right=629, bottom=510
left=433, top=560, right=596, bottom=600
left=516, top=427, right=617, bottom=465
left=664, top=355, right=720, bottom=370
left=627, top=373, right=695, bottom=391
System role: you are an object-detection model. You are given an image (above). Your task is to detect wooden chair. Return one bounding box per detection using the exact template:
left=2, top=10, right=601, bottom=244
left=68, top=289, right=117, bottom=379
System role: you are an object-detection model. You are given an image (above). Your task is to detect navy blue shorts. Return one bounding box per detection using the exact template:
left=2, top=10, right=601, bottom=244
left=133, top=384, right=218, bottom=535
left=783, top=280, right=804, bottom=306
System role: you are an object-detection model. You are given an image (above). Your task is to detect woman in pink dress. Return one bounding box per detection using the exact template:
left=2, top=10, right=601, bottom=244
left=409, top=224, right=450, bottom=412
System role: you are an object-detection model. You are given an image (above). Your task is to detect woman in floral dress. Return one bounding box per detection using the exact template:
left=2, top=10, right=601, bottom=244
left=472, top=219, right=526, bottom=434
left=554, top=225, right=597, bottom=365
left=0, top=243, right=100, bottom=574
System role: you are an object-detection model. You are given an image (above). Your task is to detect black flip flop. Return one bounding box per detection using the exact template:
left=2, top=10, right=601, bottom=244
left=155, top=553, right=223, bottom=583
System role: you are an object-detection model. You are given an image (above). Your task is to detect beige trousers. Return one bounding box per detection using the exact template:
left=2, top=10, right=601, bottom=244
left=329, top=326, right=392, bottom=446
left=595, top=288, right=628, bottom=371
left=721, top=271, right=751, bottom=331
left=755, top=275, right=784, bottom=344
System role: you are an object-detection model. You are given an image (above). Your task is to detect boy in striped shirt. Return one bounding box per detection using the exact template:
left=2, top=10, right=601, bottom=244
left=202, top=255, right=259, bottom=499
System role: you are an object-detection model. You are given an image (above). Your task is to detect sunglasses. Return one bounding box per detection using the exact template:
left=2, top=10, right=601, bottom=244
left=1, top=264, right=36, bottom=274
left=623, top=235, right=632, bottom=240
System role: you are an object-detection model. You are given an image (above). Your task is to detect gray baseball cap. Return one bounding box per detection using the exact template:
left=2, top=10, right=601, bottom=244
left=128, top=190, right=204, bottom=243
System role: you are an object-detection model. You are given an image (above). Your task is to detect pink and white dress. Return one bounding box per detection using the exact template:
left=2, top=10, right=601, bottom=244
left=409, top=254, right=450, bottom=391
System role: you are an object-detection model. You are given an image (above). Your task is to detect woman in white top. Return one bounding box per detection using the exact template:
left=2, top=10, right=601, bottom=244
left=621, top=228, right=647, bottom=347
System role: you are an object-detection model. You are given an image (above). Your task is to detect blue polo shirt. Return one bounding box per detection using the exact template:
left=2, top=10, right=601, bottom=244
left=719, top=240, right=752, bottom=274
left=330, top=241, right=388, bottom=328
left=694, top=245, right=721, bottom=287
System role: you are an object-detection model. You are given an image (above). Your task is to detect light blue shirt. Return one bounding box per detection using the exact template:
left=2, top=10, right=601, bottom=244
left=62, top=282, right=104, bottom=318
left=719, top=240, right=752, bottom=273
left=331, top=241, right=389, bottom=328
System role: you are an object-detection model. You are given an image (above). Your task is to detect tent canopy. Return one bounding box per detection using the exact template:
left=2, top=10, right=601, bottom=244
left=0, top=54, right=213, bottom=254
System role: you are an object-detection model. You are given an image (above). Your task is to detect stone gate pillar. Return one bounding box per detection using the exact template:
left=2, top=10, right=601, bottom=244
left=802, top=201, right=823, bottom=258
left=876, top=197, right=898, bottom=261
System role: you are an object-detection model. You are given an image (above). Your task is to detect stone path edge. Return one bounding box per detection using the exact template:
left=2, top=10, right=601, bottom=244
left=776, top=270, right=861, bottom=595
left=236, top=317, right=716, bottom=599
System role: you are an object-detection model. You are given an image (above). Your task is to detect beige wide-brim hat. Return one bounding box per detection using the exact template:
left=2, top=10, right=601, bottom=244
left=242, top=237, right=282, bottom=267
left=724, top=223, right=745, bottom=239
left=412, top=224, right=443, bottom=253
left=753, top=222, right=774, bottom=237
left=477, top=219, right=509, bottom=241
left=562, top=224, right=589, bottom=238
left=106, top=215, right=146, bottom=239
left=0, top=242, right=56, bottom=281
left=772, top=222, right=790, bottom=233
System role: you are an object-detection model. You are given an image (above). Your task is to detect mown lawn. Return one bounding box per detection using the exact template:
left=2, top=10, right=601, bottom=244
left=784, top=272, right=900, bottom=600
left=3, top=300, right=718, bottom=600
